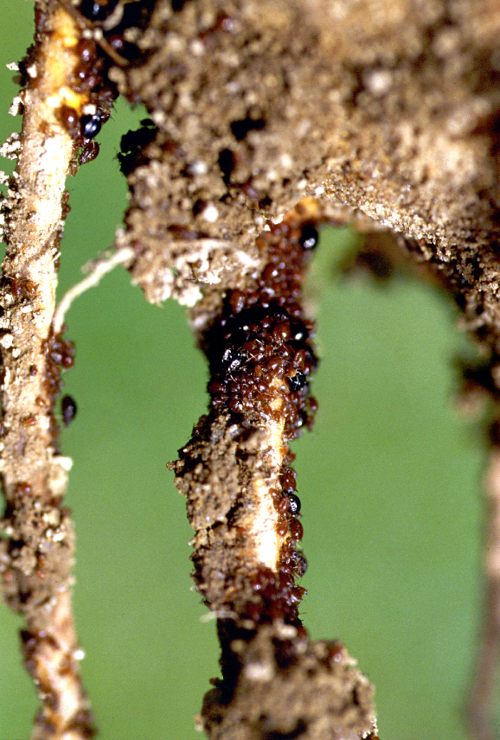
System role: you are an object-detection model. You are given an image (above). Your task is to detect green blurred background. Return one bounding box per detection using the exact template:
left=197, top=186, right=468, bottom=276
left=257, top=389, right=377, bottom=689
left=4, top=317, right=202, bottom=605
left=0, top=4, right=489, bottom=739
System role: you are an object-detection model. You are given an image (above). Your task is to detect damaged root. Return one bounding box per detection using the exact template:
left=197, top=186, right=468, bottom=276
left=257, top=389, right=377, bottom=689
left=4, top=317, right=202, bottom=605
left=171, top=207, right=319, bottom=625
left=170, top=204, right=378, bottom=738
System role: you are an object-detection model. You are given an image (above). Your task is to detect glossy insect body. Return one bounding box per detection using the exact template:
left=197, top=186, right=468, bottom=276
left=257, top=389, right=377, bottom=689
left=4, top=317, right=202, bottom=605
left=61, top=395, right=78, bottom=426
left=80, top=112, right=102, bottom=139
left=78, top=0, right=117, bottom=20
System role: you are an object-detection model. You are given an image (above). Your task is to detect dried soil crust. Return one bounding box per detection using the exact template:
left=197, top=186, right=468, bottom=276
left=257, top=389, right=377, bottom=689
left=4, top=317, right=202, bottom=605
left=202, top=624, right=375, bottom=740
left=172, top=411, right=267, bottom=617
left=117, top=0, right=500, bottom=341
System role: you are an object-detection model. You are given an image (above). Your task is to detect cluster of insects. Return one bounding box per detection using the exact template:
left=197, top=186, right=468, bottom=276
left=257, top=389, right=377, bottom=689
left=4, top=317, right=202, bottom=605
left=196, top=218, right=321, bottom=623
left=49, top=0, right=155, bottom=168
left=42, top=330, right=76, bottom=442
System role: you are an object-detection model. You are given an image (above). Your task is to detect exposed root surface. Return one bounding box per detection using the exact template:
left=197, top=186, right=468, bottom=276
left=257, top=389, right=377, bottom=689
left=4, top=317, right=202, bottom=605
left=0, top=1, right=116, bottom=736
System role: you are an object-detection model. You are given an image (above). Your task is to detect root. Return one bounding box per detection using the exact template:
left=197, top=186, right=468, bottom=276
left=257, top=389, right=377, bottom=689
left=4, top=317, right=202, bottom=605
left=170, top=204, right=378, bottom=738
left=465, top=448, right=500, bottom=740
left=0, top=1, right=115, bottom=736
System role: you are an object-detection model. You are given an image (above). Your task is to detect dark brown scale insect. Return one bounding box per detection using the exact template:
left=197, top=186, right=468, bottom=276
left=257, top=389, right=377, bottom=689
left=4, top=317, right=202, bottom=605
left=289, top=586, right=306, bottom=605
left=276, top=520, right=289, bottom=538
left=9, top=277, right=37, bottom=300
left=228, top=289, right=245, bottom=314
left=79, top=140, right=100, bottom=165
left=293, top=348, right=307, bottom=370
left=59, top=105, right=80, bottom=136
left=42, top=330, right=76, bottom=444
left=256, top=379, right=269, bottom=394
left=307, top=395, right=318, bottom=413
left=273, top=322, right=291, bottom=343
left=207, top=380, right=225, bottom=396
left=262, top=264, right=280, bottom=283
left=75, top=37, right=96, bottom=64
left=10, top=278, right=22, bottom=298
left=229, top=398, right=242, bottom=413
left=292, top=552, right=308, bottom=577
left=275, top=497, right=289, bottom=515
left=243, top=340, right=263, bottom=359
left=281, top=345, right=295, bottom=361
left=326, top=642, right=344, bottom=664
left=72, top=73, right=100, bottom=94
left=289, top=518, right=304, bottom=543
left=281, top=467, right=297, bottom=493
left=265, top=357, right=282, bottom=373
left=61, top=190, right=71, bottom=218
left=61, top=347, right=75, bottom=369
